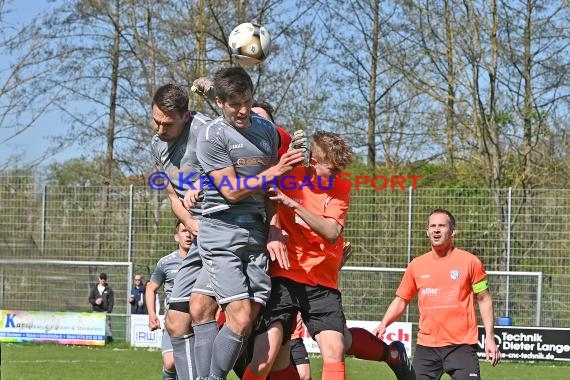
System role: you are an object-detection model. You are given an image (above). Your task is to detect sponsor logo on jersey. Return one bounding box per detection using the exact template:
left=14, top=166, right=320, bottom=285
left=421, top=287, right=438, bottom=295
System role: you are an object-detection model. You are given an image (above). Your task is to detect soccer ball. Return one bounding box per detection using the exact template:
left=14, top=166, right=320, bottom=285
left=228, top=22, right=271, bottom=67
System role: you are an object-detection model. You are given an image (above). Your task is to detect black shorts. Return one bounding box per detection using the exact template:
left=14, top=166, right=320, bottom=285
left=290, top=338, right=310, bottom=365
left=258, top=277, right=346, bottom=342
left=413, top=344, right=480, bottom=380
left=168, top=301, right=190, bottom=313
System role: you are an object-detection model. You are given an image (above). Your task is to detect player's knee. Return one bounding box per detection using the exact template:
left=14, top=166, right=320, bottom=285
left=165, top=310, right=191, bottom=336
left=320, top=341, right=345, bottom=362
left=163, top=352, right=175, bottom=372
left=189, top=295, right=216, bottom=323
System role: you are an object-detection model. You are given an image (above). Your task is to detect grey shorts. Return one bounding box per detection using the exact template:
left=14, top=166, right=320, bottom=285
left=161, top=328, right=173, bottom=355
left=194, top=216, right=270, bottom=306
left=169, top=240, right=203, bottom=308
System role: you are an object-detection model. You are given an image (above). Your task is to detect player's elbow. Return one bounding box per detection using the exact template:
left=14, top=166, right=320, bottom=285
left=324, top=231, right=342, bottom=244
left=323, top=223, right=343, bottom=243
left=222, top=192, right=242, bottom=203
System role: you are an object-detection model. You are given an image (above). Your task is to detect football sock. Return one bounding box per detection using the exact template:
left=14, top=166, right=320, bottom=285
left=192, top=320, right=219, bottom=378
left=269, top=360, right=301, bottom=380
left=242, top=366, right=266, bottom=380
left=170, top=334, right=194, bottom=380
left=346, top=327, right=388, bottom=361
left=322, top=361, right=345, bottom=380
left=209, top=324, right=244, bottom=379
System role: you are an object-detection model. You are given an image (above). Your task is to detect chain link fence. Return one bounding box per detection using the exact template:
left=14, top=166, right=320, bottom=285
left=1, top=172, right=569, bottom=328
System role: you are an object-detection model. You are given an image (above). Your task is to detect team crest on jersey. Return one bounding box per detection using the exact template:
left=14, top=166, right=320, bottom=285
left=450, top=269, right=460, bottom=280
left=259, top=140, right=271, bottom=153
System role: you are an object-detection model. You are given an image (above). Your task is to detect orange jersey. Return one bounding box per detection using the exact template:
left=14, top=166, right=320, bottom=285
left=396, top=247, right=488, bottom=347
left=269, top=166, right=351, bottom=289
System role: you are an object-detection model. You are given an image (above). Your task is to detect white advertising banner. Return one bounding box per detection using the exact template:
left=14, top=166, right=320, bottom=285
left=129, top=314, right=413, bottom=357
left=301, top=320, right=413, bottom=357
left=130, top=313, right=165, bottom=348
left=0, top=309, right=105, bottom=346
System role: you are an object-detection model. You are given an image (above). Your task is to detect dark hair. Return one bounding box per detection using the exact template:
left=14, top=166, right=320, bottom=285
left=428, top=209, right=456, bottom=229
left=99, top=273, right=107, bottom=280
left=152, top=84, right=189, bottom=117
left=252, top=100, right=275, bottom=123
left=213, top=67, right=253, bottom=102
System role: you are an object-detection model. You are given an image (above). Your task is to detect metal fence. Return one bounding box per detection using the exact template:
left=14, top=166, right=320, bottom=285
left=1, top=172, right=569, bottom=328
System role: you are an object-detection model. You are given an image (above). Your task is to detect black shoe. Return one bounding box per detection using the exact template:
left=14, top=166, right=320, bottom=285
left=386, top=341, right=415, bottom=380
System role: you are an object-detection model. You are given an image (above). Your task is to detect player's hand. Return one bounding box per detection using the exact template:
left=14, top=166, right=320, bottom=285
left=95, top=297, right=103, bottom=305
left=183, top=189, right=203, bottom=210
left=148, top=314, right=161, bottom=331
left=341, top=241, right=352, bottom=268
left=268, top=186, right=298, bottom=209
left=267, top=226, right=290, bottom=269
left=191, top=76, right=214, bottom=101
left=274, top=149, right=305, bottom=176
left=185, top=218, right=200, bottom=238
left=372, top=323, right=386, bottom=339
left=485, top=334, right=501, bottom=366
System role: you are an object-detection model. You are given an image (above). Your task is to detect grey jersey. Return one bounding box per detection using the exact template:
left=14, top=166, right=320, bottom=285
left=150, top=250, right=185, bottom=309
left=197, top=114, right=279, bottom=216
left=150, top=111, right=211, bottom=215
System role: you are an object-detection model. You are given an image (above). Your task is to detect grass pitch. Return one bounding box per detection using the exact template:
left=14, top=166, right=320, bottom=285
left=2, top=342, right=570, bottom=379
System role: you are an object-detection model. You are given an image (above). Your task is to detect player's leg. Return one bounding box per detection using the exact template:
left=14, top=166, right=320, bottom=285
left=412, top=344, right=444, bottom=380
left=345, top=326, right=388, bottom=360
left=166, top=246, right=203, bottom=380
left=346, top=324, right=415, bottom=379
left=442, top=344, right=480, bottom=380
left=243, top=277, right=298, bottom=380
left=189, top=270, right=218, bottom=379
left=302, top=284, right=346, bottom=380
left=268, top=341, right=302, bottom=380
left=196, top=218, right=271, bottom=380
left=161, top=329, right=177, bottom=380
left=386, top=341, right=416, bottom=380
left=289, top=338, right=311, bottom=380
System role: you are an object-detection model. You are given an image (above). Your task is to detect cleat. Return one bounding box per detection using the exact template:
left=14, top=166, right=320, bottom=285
left=386, top=341, right=415, bottom=380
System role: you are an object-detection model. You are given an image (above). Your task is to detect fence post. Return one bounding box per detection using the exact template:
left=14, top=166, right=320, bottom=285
left=127, top=184, right=133, bottom=263
left=405, top=186, right=413, bottom=323
left=506, top=187, right=512, bottom=316
left=41, top=184, right=47, bottom=256
left=536, top=273, right=542, bottom=326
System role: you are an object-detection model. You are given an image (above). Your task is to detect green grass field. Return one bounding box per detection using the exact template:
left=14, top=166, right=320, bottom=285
left=2, top=342, right=570, bottom=379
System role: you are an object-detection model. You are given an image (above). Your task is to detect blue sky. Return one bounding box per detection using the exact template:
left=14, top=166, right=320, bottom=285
left=0, top=0, right=82, bottom=166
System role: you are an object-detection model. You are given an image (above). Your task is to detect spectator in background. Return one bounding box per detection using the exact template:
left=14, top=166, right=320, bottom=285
left=129, top=273, right=148, bottom=314
left=89, top=272, right=114, bottom=343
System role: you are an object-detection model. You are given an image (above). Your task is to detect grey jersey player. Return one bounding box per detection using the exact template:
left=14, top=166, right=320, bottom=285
left=149, top=83, right=213, bottom=380
left=146, top=220, right=192, bottom=380
left=189, top=67, right=305, bottom=380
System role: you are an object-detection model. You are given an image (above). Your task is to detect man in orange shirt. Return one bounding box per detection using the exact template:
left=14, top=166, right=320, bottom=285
left=374, top=209, right=501, bottom=379
left=242, top=131, right=352, bottom=380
